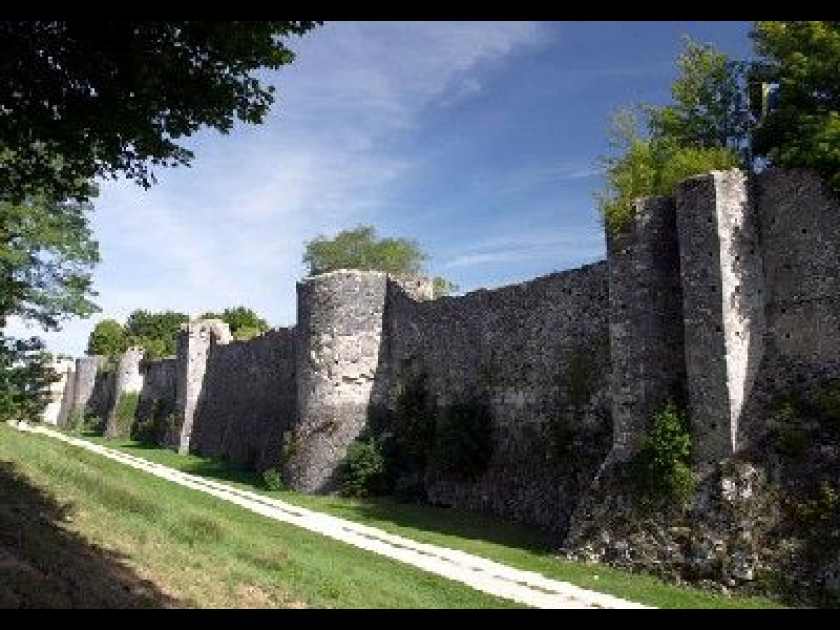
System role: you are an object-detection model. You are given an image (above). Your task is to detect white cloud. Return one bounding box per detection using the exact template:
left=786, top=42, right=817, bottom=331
left=445, top=229, right=604, bottom=269
left=19, top=22, right=550, bottom=357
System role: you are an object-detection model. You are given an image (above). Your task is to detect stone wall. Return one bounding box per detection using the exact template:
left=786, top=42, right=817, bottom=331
left=676, top=171, right=766, bottom=464
left=136, top=358, right=177, bottom=429
left=49, top=168, right=840, bottom=567
left=189, top=328, right=297, bottom=471
left=385, top=264, right=611, bottom=532
left=286, top=271, right=433, bottom=492
left=42, top=359, right=75, bottom=426
left=607, top=196, right=686, bottom=461
left=105, top=347, right=145, bottom=437
left=757, top=169, right=840, bottom=364
left=69, top=356, right=108, bottom=420
left=168, top=320, right=231, bottom=454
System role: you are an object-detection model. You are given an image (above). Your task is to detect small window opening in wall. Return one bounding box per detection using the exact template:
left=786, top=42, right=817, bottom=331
left=710, top=423, right=718, bottom=431
left=801, top=228, right=808, bottom=234
left=707, top=217, right=714, bottom=224
left=734, top=255, right=740, bottom=262
left=784, top=332, right=791, bottom=340
left=780, top=307, right=786, bottom=314
left=715, top=325, right=723, bottom=333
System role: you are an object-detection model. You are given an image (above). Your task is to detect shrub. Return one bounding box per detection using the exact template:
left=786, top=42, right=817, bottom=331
left=631, top=401, right=694, bottom=508
left=434, top=399, right=493, bottom=479
left=262, top=468, right=285, bottom=492
left=338, top=436, right=388, bottom=498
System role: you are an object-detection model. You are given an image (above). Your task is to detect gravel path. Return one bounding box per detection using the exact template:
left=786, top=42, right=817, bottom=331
left=15, top=423, right=649, bottom=610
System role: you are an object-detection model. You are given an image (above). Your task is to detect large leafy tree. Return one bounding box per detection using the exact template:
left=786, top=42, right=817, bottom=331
left=0, top=335, right=55, bottom=422
left=2, top=21, right=318, bottom=420
left=0, top=21, right=320, bottom=203
left=303, top=225, right=427, bottom=277
left=0, top=197, right=99, bottom=329
left=124, top=310, right=189, bottom=359
left=598, top=39, right=746, bottom=232
left=648, top=38, right=752, bottom=162
left=751, top=21, right=840, bottom=190
left=86, top=319, right=128, bottom=359
left=200, top=306, right=269, bottom=341
left=303, top=225, right=456, bottom=296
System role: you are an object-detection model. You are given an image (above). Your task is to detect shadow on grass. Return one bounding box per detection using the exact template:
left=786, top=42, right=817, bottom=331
left=120, top=442, right=265, bottom=487
left=346, top=498, right=557, bottom=554
left=0, top=460, right=179, bottom=608
left=117, top=441, right=557, bottom=558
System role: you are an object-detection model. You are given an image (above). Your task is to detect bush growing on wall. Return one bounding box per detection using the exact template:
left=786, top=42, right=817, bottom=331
left=338, top=436, right=389, bottom=498
left=262, top=468, right=285, bottom=492
left=631, top=401, right=694, bottom=508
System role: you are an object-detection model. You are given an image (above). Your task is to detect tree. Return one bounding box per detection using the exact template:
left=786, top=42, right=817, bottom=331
left=86, top=319, right=127, bottom=359
left=0, top=197, right=99, bottom=330
left=303, top=225, right=427, bottom=277
left=0, top=334, right=56, bottom=422
left=200, top=306, right=269, bottom=341
left=598, top=111, right=740, bottom=232
left=751, top=21, right=840, bottom=190
left=303, top=224, right=457, bottom=296
left=124, top=310, right=189, bottom=359
left=598, top=39, right=746, bottom=232
left=648, top=38, right=752, bottom=162
left=0, top=21, right=321, bottom=203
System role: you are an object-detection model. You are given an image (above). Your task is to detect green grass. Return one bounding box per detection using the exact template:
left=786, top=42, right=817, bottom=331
left=79, top=431, right=783, bottom=608
left=0, top=424, right=516, bottom=608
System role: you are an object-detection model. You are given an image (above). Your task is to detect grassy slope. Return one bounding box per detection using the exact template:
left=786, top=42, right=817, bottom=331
left=0, top=424, right=515, bottom=608
left=81, top=433, right=782, bottom=609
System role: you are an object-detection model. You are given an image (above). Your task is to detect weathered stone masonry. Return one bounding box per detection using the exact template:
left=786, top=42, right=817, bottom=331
left=55, top=169, right=840, bottom=542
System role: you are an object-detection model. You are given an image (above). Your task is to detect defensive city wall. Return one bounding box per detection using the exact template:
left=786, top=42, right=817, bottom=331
left=49, top=169, right=840, bottom=537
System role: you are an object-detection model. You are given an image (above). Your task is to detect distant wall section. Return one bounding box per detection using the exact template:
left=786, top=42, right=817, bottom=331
left=190, top=328, right=297, bottom=471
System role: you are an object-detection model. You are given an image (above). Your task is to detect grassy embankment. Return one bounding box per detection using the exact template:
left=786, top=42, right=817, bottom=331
left=0, top=423, right=516, bottom=608
left=79, top=431, right=782, bottom=609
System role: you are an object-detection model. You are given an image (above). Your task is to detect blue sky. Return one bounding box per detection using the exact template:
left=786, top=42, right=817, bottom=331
left=13, top=21, right=754, bottom=357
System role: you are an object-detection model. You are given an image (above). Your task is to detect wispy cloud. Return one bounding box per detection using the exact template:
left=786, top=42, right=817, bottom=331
left=445, top=229, right=604, bottom=269
left=24, top=22, right=551, bottom=356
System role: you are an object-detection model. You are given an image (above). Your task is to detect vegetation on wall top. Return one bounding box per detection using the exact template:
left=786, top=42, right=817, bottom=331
left=303, top=225, right=457, bottom=297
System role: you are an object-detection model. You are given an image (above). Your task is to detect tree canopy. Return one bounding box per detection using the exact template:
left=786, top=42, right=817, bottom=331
left=303, top=225, right=427, bottom=277
left=123, top=310, right=189, bottom=359
left=86, top=319, right=128, bottom=359
left=598, top=39, right=746, bottom=232
left=0, top=197, right=99, bottom=329
left=0, top=21, right=320, bottom=203
left=751, top=21, right=840, bottom=190
left=3, top=21, right=318, bottom=421
left=0, top=335, right=55, bottom=422
left=302, top=225, right=456, bottom=297
left=200, top=306, right=269, bottom=341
